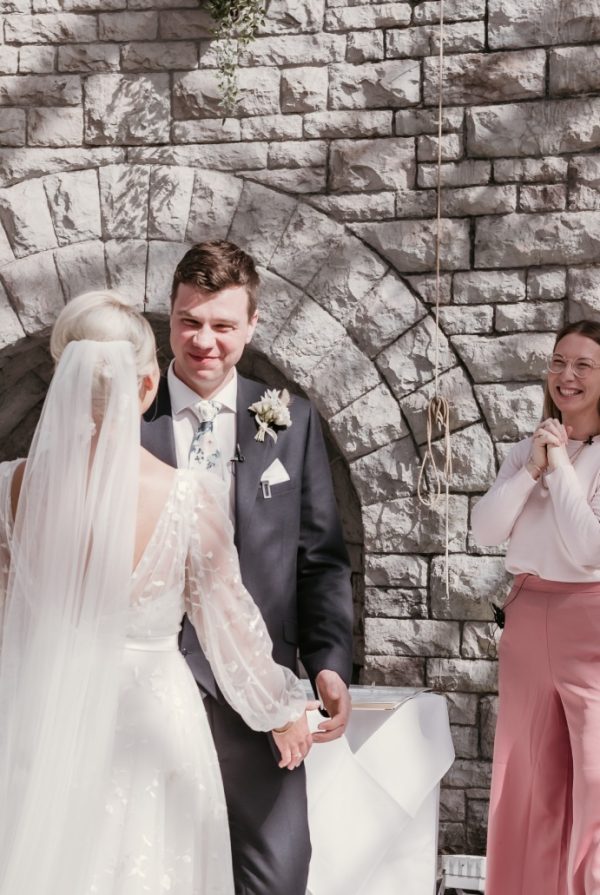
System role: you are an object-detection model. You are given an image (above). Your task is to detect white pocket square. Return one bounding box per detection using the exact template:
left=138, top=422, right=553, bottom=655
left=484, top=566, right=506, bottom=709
left=260, top=458, right=290, bottom=485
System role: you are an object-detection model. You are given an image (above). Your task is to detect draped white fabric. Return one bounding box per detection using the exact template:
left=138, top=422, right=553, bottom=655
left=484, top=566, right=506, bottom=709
left=0, top=341, right=140, bottom=895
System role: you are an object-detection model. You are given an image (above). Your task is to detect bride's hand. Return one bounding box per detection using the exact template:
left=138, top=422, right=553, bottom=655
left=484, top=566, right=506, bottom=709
left=272, top=701, right=319, bottom=771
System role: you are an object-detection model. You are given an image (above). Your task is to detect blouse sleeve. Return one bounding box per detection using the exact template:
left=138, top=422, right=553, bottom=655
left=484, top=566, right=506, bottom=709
left=544, top=464, right=600, bottom=568
left=184, top=472, right=307, bottom=732
left=471, top=439, right=538, bottom=546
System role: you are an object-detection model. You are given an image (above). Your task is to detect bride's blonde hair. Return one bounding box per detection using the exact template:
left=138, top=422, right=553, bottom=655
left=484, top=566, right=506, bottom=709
left=50, top=291, right=157, bottom=380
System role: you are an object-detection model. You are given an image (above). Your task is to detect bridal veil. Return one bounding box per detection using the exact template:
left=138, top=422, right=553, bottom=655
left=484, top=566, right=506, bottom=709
left=0, top=339, right=140, bottom=894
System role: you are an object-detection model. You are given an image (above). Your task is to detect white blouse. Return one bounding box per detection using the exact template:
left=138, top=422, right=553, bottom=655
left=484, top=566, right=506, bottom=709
left=471, top=437, right=600, bottom=582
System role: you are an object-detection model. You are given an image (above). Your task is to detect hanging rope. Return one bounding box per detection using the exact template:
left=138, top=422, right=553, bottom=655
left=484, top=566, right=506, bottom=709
left=416, top=0, right=453, bottom=596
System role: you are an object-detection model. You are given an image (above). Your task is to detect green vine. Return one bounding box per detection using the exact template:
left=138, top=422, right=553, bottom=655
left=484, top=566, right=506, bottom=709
left=207, top=0, right=267, bottom=116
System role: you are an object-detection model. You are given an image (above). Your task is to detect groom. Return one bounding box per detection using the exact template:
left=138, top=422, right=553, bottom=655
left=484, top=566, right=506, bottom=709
left=142, top=240, right=353, bottom=895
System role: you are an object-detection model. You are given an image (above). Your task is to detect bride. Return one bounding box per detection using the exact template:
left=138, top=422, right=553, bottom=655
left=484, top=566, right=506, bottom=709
left=0, top=291, right=314, bottom=895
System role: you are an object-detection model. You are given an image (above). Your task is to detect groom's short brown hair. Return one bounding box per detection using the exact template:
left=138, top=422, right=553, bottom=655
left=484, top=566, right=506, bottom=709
left=170, top=241, right=260, bottom=319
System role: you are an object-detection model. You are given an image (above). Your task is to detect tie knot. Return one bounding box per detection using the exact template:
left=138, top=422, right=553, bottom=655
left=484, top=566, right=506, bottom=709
left=194, top=399, right=221, bottom=423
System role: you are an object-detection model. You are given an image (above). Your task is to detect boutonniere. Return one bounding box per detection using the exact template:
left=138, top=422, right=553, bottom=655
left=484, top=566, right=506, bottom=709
left=248, top=389, right=292, bottom=442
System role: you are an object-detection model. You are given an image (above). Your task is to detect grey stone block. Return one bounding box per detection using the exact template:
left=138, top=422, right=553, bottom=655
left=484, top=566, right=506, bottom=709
left=328, top=383, right=405, bottom=461
left=148, top=165, right=195, bottom=242
left=493, top=156, right=568, bottom=184
left=85, top=73, right=170, bottom=145
left=104, top=239, right=148, bottom=311
left=378, top=315, right=455, bottom=399
left=351, top=435, right=418, bottom=503
left=309, top=234, right=389, bottom=326
left=495, top=301, right=564, bottom=333
left=304, top=109, right=393, bottom=138
left=0, top=178, right=57, bottom=257
left=401, top=366, right=481, bottom=444
left=346, top=30, right=384, bottom=63
left=474, top=383, right=543, bottom=439
left=353, top=218, right=470, bottom=273
left=44, top=168, right=102, bottom=245
left=1, top=250, right=64, bottom=332
left=454, top=269, right=526, bottom=304
left=28, top=107, right=83, bottom=147
left=468, top=97, right=600, bottom=158
left=99, top=164, right=149, bottom=239
left=365, top=553, right=427, bottom=588
left=424, top=49, right=546, bottom=106
left=0, top=74, right=81, bottom=106
left=281, top=67, right=328, bottom=113
left=363, top=494, right=468, bottom=553
left=228, top=179, right=296, bottom=266
left=54, top=239, right=107, bottom=299
left=329, top=60, right=420, bottom=110
left=453, top=332, right=555, bottom=382
left=365, top=618, right=461, bottom=658
left=528, top=267, right=567, bottom=301
left=58, top=43, right=120, bottom=72
left=387, top=21, right=485, bottom=58
left=488, top=0, right=600, bottom=49
left=349, top=267, right=426, bottom=356
left=0, top=108, right=25, bottom=146
left=476, top=211, right=600, bottom=268
left=519, top=184, right=567, bottom=213
left=186, top=169, right=244, bottom=244
left=98, top=10, right=157, bottom=40
left=331, top=136, right=415, bottom=192
left=5, top=12, right=98, bottom=43
left=105, top=238, right=147, bottom=307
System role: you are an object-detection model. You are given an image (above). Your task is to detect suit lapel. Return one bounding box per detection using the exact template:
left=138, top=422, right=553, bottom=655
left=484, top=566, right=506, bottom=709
left=235, top=376, right=275, bottom=545
left=141, top=376, right=178, bottom=468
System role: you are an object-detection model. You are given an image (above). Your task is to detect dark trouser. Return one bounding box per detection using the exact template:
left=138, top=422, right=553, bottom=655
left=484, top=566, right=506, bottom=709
left=203, top=695, right=311, bottom=895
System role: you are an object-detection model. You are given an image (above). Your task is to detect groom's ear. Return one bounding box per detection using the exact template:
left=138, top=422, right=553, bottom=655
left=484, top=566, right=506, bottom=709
left=245, top=311, right=259, bottom=344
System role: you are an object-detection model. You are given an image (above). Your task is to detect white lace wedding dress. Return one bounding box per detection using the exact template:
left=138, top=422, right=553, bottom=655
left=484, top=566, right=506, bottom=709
left=0, top=460, right=306, bottom=895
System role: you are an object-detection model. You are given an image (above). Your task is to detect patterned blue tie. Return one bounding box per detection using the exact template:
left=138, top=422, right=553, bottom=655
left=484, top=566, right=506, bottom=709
left=188, top=400, right=222, bottom=474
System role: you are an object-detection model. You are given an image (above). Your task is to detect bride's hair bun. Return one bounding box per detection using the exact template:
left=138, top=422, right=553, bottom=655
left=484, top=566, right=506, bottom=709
left=50, top=291, right=157, bottom=379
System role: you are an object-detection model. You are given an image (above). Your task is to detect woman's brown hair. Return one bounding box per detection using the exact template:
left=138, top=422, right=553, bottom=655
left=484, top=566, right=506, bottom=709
left=543, top=319, right=600, bottom=420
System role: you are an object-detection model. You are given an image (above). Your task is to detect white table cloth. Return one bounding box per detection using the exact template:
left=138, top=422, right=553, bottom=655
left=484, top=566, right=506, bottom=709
left=305, top=686, right=455, bottom=895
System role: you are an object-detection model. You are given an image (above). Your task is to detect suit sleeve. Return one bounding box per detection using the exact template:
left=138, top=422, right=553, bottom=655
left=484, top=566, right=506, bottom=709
left=296, top=403, right=354, bottom=687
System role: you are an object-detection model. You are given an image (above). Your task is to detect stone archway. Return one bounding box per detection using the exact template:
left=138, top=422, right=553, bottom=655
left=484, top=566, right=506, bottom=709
left=0, top=163, right=488, bottom=684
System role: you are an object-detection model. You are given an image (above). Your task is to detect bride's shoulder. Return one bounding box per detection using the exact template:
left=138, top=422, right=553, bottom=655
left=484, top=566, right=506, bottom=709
left=0, top=459, right=25, bottom=524
left=180, top=468, right=228, bottom=509
left=0, top=458, right=25, bottom=477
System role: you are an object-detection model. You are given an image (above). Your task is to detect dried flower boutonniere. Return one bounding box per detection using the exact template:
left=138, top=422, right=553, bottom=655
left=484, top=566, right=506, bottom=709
left=248, top=389, right=292, bottom=442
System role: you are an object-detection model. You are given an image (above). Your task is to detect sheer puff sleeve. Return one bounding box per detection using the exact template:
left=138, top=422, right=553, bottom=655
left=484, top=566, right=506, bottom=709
left=184, top=471, right=307, bottom=732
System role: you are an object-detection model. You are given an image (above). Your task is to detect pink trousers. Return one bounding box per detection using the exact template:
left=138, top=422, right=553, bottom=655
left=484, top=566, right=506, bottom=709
left=486, top=574, right=600, bottom=895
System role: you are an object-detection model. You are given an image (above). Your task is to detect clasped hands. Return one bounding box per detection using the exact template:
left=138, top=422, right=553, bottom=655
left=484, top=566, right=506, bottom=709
left=529, top=418, right=573, bottom=477
left=272, top=669, right=351, bottom=771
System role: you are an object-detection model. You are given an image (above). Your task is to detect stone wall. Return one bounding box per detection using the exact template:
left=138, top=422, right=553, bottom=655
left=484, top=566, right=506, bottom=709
left=2, top=0, right=600, bottom=853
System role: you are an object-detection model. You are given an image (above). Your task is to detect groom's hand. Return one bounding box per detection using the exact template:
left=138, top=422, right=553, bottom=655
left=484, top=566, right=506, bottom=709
left=312, top=670, right=351, bottom=743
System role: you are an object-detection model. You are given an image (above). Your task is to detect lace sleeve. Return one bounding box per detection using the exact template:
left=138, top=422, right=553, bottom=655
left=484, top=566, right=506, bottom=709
left=184, top=471, right=307, bottom=732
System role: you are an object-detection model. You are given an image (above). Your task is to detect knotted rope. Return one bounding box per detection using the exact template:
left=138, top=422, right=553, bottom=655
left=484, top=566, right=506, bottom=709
left=416, top=0, right=453, bottom=595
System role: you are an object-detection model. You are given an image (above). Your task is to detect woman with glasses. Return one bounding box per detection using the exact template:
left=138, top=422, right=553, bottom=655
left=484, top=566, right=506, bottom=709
left=472, top=319, right=600, bottom=895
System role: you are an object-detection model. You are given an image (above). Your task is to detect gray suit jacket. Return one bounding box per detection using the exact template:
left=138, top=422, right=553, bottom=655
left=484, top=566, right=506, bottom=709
left=141, top=373, right=354, bottom=701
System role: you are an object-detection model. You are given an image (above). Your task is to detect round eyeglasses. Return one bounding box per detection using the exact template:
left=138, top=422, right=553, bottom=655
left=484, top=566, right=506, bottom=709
left=547, top=357, right=600, bottom=378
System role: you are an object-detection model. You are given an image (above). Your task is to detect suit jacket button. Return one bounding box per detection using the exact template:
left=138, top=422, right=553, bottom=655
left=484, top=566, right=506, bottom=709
left=181, top=647, right=188, bottom=656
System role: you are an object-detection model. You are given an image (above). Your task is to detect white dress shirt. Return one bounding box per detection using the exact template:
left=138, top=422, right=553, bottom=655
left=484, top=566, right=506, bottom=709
left=167, top=362, right=237, bottom=523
